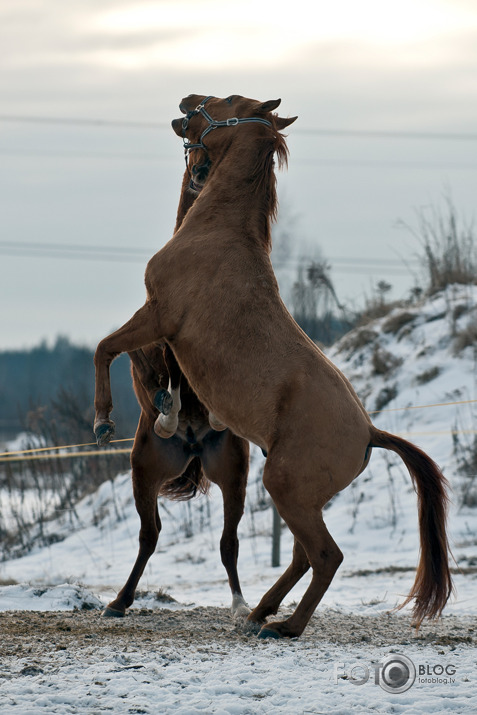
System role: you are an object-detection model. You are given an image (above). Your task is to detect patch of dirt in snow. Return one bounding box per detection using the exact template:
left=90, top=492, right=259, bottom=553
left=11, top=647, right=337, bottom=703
left=1, top=607, right=474, bottom=661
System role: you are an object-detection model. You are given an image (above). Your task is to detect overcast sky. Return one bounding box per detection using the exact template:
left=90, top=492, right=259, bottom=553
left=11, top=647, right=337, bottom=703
left=1, top=0, right=477, bottom=349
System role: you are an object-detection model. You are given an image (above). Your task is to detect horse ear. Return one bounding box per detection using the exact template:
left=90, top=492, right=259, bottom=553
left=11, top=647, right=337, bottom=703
left=275, top=115, right=298, bottom=130
left=258, top=99, right=281, bottom=113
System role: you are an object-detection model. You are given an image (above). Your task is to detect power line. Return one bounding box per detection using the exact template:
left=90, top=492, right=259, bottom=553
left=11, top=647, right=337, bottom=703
left=1, top=148, right=476, bottom=171
left=0, top=115, right=170, bottom=130
left=1, top=113, right=477, bottom=141
left=0, top=240, right=419, bottom=276
left=0, top=240, right=417, bottom=267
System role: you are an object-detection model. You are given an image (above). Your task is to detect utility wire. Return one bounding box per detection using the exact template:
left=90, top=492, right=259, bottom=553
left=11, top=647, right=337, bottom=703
left=0, top=240, right=418, bottom=275
left=0, top=239, right=417, bottom=264
left=1, top=149, right=476, bottom=171
left=1, top=113, right=477, bottom=141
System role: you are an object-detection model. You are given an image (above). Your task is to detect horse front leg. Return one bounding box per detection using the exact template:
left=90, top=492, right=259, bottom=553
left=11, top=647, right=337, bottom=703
left=94, top=302, right=162, bottom=445
left=129, top=348, right=173, bottom=417
left=154, top=344, right=182, bottom=439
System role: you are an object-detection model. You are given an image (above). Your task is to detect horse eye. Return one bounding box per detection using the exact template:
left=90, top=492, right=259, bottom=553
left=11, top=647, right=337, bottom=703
left=224, top=95, right=235, bottom=104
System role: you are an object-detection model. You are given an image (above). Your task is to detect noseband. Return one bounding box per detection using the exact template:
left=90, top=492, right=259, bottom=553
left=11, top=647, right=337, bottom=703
left=181, top=96, right=273, bottom=188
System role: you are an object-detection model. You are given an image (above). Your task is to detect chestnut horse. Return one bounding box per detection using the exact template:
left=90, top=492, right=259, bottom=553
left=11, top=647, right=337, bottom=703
left=94, top=94, right=453, bottom=638
left=102, top=162, right=250, bottom=619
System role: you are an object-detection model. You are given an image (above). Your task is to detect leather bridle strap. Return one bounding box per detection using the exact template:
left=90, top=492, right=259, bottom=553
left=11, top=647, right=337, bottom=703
left=181, top=95, right=273, bottom=156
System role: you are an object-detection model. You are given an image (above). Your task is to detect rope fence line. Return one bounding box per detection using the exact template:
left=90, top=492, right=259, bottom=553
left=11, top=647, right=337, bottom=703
left=0, top=437, right=134, bottom=457
left=367, top=398, right=477, bottom=415
left=0, top=448, right=132, bottom=463
left=0, top=397, right=475, bottom=463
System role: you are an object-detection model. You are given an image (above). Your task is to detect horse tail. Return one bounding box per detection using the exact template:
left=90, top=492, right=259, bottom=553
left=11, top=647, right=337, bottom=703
left=370, top=427, right=453, bottom=626
left=159, top=457, right=210, bottom=501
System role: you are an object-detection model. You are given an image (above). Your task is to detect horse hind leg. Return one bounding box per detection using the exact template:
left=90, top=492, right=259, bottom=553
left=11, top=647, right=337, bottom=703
left=103, top=489, right=161, bottom=618
left=246, top=537, right=310, bottom=632
left=202, top=433, right=250, bottom=618
left=251, top=458, right=343, bottom=639
left=258, top=521, right=342, bottom=639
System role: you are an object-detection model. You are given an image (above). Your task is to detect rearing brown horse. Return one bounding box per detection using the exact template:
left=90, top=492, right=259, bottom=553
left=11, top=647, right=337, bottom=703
left=94, top=94, right=453, bottom=638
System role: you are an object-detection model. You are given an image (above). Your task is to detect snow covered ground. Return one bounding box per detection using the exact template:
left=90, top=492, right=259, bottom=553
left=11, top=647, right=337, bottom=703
left=0, top=285, right=476, bottom=713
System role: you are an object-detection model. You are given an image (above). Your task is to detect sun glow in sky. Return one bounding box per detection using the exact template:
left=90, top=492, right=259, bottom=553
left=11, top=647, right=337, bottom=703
left=93, top=0, right=477, bottom=69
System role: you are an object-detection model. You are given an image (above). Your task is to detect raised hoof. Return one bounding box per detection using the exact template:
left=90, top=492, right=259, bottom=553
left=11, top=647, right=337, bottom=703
left=94, top=421, right=115, bottom=446
left=258, top=626, right=282, bottom=639
left=154, top=416, right=176, bottom=439
left=154, top=389, right=173, bottom=415
left=102, top=606, right=125, bottom=618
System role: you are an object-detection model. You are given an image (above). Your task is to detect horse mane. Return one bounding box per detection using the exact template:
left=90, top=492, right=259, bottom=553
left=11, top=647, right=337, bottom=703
left=249, top=119, right=290, bottom=250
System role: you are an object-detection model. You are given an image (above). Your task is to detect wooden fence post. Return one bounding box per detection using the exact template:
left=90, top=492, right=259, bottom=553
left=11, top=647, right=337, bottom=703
left=271, top=503, right=281, bottom=567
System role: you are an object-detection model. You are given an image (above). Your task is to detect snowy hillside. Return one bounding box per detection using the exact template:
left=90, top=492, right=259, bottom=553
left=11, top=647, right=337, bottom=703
left=1, top=284, right=476, bottom=616
left=1, top=285, right=476, bottom=715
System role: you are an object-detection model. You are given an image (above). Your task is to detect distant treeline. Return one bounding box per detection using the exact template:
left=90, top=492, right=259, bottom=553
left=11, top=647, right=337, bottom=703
left=0, top=336, right=140, bottom=439
left=0, top=295, right=352, bottom=442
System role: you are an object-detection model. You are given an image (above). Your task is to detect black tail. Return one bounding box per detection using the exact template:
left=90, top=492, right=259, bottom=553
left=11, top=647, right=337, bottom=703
left=159, top=457, right=210, bottom=501
left=371, top=428, right=454, bottom=626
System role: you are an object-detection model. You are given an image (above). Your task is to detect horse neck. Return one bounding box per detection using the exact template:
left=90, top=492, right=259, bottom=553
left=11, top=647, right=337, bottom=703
left=201, top=137, right=277, bottom=250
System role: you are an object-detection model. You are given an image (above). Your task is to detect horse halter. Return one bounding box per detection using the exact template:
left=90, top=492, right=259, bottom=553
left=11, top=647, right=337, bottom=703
left=181, top=95, right=273, bottom=184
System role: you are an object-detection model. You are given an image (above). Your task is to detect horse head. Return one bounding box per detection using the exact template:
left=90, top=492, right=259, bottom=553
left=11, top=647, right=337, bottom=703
left=171, top=94, right=297, bottom=176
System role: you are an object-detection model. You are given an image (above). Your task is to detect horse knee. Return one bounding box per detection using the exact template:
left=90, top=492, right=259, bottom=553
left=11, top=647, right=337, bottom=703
left=94, top=338, right=117, bottom=368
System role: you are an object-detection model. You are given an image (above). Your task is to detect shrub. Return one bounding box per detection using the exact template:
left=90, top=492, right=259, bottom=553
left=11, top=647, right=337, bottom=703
left=371, top=347, right=402, bottom=376
left=382, top=311, right=416, bottom=335
left=453, top=318, right=477, bottom=355
left=415, top=366, right=441, bottom=385
left=403, top=198, right=477, bottom=295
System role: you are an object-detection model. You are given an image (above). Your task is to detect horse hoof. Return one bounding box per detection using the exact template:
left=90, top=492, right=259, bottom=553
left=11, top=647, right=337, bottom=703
left=154, top=415, right=177, bottom=439
left=242, top=619, right=263, bottom=635
left=154, top=389, right=173, bottom=415
left=94, top=421, right=115, bottom=446
left=231, top=594, right=251, bottom=620
left=258, top=626, right=282, bottom=639
left=102, top=606, right=125, bottom=618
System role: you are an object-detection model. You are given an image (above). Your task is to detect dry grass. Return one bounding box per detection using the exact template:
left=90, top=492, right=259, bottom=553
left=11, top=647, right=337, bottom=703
left=453, top=319, right=477, bottom=355
left=404, top=199, right=477, bottom=295
left=382, top=311, right=416, bottom=335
